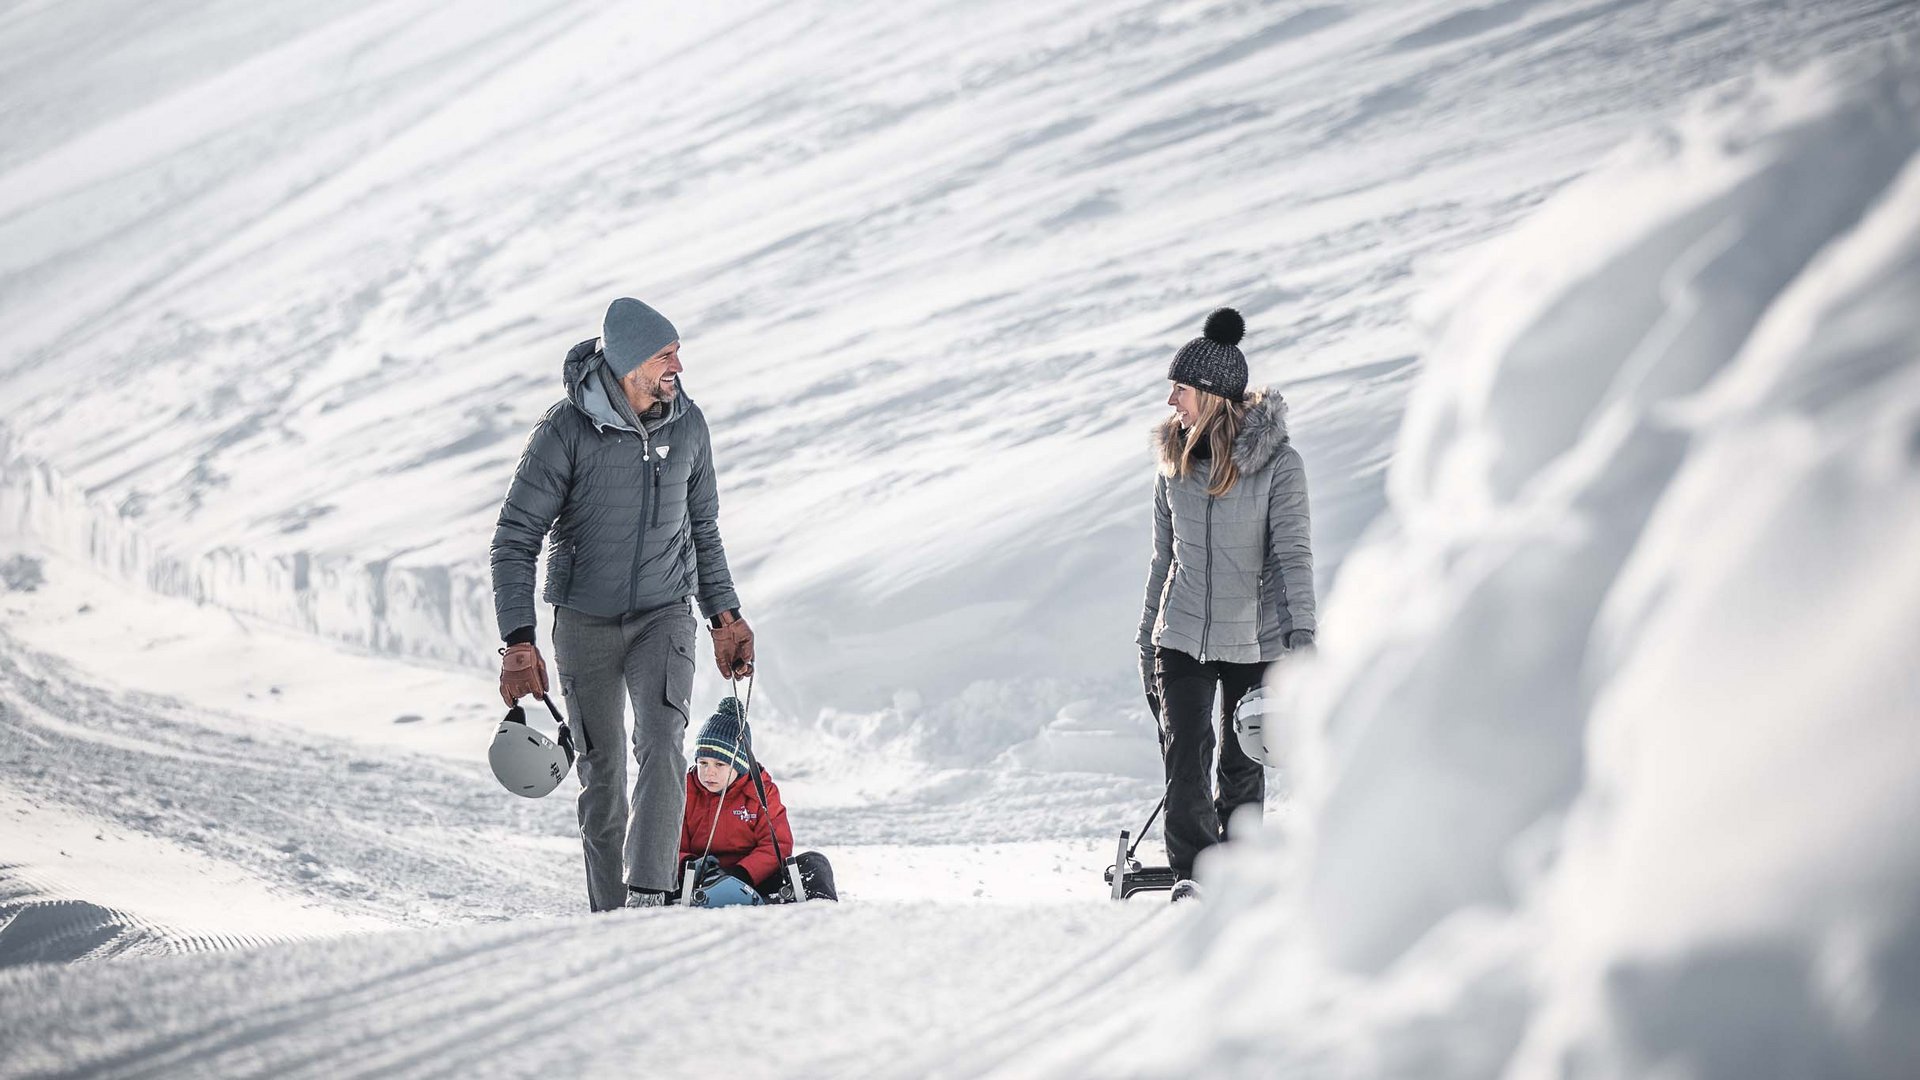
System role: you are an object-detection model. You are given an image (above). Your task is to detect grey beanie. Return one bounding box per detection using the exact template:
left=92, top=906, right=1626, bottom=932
left=600, top=297, right=679, bottom=380
left=1167, top=308, right=1248, bottom=402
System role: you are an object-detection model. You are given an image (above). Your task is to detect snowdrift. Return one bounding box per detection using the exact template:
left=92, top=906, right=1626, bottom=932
left=1165, top=48, right=1920, bottom=1080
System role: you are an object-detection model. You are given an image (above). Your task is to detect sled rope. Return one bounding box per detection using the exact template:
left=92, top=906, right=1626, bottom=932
left=731, top=673, right=801, bottom=901
left=1126, top=798, right=1165, bottom=862
left=698, top=675, right=757, bottom=863
left=697, top=674, right=761, bottom=866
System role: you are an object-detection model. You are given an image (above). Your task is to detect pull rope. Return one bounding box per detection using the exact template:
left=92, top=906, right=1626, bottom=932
left=697, top=672, right=758, bottom=866
left=730, top=673, right=797, bottom=901
left=1124, top=797, right=1166, bottom=862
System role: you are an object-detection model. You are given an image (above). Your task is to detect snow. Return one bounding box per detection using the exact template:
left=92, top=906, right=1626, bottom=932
left=0, top=901, right=1177, bottom=1078
left=5, top=0, right=1898, bottom=731
left=0, top=544, right=497, bottom=763
left=0, top=788, right=384, bottom=965
left=2, top=0, right=1917, bottom=1076
left=1155, top=43, right=1920, bottom=1080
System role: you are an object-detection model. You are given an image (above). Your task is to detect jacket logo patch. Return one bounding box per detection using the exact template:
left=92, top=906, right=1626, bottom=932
left=732, top=807, right=756, bottom=823
left=655, top=445, right=671, bottom=459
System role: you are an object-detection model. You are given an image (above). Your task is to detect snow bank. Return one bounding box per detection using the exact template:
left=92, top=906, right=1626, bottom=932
left=0, top=439, right=497, bottom=666
left=1166, top=48, right=1920, bottom=1079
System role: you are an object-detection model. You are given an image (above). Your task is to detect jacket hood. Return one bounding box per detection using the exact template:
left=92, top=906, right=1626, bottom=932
left=1154, top=386, right=1289, bottom=478
left=563, top=337, right=688, bottom=434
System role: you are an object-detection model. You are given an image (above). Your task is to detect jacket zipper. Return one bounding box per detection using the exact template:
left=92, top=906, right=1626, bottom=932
left=628, top=430, right=654, bottom=611
left=1198, top=493, right=1214, bottom=662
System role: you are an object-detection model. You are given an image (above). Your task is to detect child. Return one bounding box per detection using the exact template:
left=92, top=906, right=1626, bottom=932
left=679, top=697, right=837, bottom=903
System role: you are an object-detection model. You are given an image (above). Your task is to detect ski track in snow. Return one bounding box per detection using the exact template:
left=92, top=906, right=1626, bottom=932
left=0, top=902, right=1177, bottom=1079
left=0, top=549, right=1164, bottom=960
left=0, top=624, right=579, bottom=929
left=0, top=610, right=1157, bottom=921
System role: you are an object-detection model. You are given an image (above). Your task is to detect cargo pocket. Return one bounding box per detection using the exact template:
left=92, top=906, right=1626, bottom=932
left=663, top=623, right=696, bottom=728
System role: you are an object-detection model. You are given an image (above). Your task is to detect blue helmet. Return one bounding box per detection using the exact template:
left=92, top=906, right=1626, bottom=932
left=690, top=874, right=764, bottom=909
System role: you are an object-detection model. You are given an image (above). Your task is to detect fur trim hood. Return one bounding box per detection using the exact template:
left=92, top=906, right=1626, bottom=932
left=1154, top=386, right=1289, bottom=478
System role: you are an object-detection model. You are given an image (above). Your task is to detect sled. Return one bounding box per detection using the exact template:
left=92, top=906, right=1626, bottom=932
left=1104, top=797, right=1179, bottom=900
left=1104, top=828, right=1181, bottom=899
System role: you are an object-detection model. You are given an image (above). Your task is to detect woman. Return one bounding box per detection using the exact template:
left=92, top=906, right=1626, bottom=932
left=1137, top=307, right=1316, bottom=894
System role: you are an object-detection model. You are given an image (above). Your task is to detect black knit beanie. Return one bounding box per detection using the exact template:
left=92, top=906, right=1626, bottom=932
left=1167, top=308, right=1248, bottom=402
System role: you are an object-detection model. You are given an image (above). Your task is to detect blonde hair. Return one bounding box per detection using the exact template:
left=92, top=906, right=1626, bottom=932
left=1173, top=389, right=1244, bottom=497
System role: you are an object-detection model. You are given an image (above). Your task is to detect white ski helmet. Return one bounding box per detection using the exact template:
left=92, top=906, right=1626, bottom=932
left=489, top=697, right=581, bottom=798
left=1233, top=685, right=1274, bottom=766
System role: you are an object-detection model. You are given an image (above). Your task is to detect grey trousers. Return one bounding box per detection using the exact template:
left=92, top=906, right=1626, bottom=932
left=553, top=602, right=698, bottom=911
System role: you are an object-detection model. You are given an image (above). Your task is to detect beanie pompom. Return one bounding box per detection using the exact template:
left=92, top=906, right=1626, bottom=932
left=715, top=696, right=745, bottom=721
left=1203, top=308, right=1245, bottom=347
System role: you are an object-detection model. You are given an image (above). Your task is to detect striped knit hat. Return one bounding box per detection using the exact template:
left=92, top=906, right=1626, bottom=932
left=1167, top=308, right=1248, bottom=402
left=695, top=697, right=751, bottom=772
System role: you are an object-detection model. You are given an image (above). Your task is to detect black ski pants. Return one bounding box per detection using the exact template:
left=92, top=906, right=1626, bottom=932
left=1153, top=647, right=1269, bottom=879
left=754, top=850, right=838, bottom=903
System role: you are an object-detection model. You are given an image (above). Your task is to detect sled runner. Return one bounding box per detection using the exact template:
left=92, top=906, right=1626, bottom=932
left=1104, top=798, right=1179, bottom=899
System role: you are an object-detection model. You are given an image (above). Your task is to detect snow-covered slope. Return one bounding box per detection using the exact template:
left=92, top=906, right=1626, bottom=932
left=3, top=0, right=1907, bottom=766
left=1158, top=45, right=1920, bottom=1080
left=3, top=4, right=1917, bottom=1079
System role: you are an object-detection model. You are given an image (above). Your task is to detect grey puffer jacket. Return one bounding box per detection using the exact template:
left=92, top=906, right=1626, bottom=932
left=490, top=338, right=739, bottom=639
left=1138, top=387, right=1315, bottom=664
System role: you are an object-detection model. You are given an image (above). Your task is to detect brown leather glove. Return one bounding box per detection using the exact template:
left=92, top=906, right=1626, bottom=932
left=499, top=643, right=549, bottom=705
left=708, top=613, right=755, bottom=679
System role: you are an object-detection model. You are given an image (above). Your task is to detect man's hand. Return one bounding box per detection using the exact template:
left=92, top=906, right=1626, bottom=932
left=1287, top=629, right=1316, bottom=652
left=499, top=643, right=549, bottom=704
left=709, top=611, right=755, bottom=680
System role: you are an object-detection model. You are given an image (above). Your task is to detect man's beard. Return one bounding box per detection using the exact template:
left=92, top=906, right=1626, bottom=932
left=646, top=374, right=679, bottom=400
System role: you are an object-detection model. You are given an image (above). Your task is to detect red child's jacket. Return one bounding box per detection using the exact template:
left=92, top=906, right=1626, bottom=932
left=678, top=766, right=794, bottom=887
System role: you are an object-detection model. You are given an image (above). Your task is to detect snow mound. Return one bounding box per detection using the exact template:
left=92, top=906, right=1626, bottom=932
left=1165, top=48, right=1920, bottom=1079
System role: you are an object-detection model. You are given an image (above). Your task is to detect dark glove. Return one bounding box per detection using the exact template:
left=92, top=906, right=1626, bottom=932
left=687, top=854, right=725, bottom=888
left=498, top=643, right=549, bottom=704
left=724, top=863, right=756, bottom=886
left=709, top=612, right=755, bottom=679
left=1287, top=629, right=1316, bottom=652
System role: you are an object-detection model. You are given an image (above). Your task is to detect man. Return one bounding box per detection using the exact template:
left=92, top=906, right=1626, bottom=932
left=491, top=297, right=755, bottom=911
